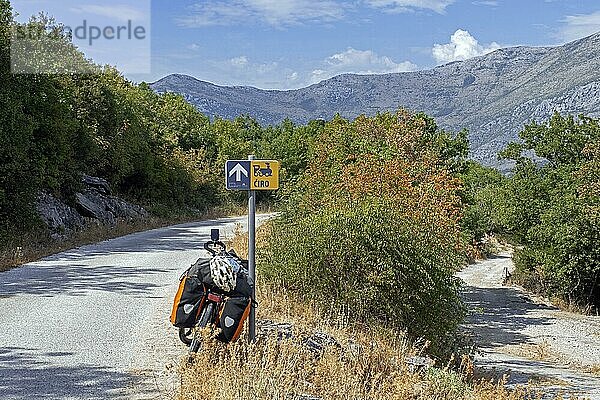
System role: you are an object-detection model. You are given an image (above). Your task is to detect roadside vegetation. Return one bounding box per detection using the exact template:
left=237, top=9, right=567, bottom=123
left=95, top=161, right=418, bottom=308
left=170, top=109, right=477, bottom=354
left=259, top=112, right=470, bottom=359
left=465, top=113, right=600, bottom=311
left=179, top=284, right=550, bottom=400
left=2, top=0, right=599, bottom=396
left=501, top=114, right=600, bottom=310
left=176, top=230, right=565, bottom=400
left=0, top=1, right=320, bottom=260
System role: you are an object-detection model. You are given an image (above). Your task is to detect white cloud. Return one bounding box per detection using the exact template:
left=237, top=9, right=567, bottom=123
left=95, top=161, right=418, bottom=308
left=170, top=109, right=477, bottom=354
left=432, top=29, right=500, bottom=64
left=557, top=11, right=600, bottom=43
left=311, top=48, right=417, bottom=83
left=196, top=56, right=298, bottom=89
left=364, top=0, right=455, bottom=14
left=247, top=0, right=343, bottom=25
left=177, top=0, right=344, bottom=27
left=181, top=49, right=416, bottom=89
left=230, top=56, right=249, bottom=67
left=177, top=0, right=462, bottom=27
left=256, top=61, right=279, bottom=73
left=224, top=56, right=276, bottom=73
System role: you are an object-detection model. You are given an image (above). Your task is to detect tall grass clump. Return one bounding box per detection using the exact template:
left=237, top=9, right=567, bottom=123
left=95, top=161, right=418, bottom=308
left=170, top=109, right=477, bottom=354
left=259, top=111, right=467, bottom=359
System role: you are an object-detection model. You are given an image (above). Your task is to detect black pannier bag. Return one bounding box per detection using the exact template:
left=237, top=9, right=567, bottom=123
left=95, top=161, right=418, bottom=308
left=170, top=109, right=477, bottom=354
left=173, top=252, right=253, bottom=336
left=189, top=258, right=216, bottom=288
left=170, top=273, right=206, bottom=328
left=190, top=254, right=253, bottom=297
left=234, top=269, right=252, bottom=298
left=216, top=296, right=251, bottom=343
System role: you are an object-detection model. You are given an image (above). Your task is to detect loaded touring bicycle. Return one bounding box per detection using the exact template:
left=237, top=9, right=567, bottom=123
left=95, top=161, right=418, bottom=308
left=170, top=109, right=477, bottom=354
left=170, top=229, right=253, bottom=354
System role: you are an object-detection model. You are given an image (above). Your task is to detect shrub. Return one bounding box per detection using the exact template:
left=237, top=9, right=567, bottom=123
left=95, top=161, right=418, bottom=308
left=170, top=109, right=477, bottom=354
left=261, top=202, right=464, bottom=357
left=259, top=111, right=466, bottom=358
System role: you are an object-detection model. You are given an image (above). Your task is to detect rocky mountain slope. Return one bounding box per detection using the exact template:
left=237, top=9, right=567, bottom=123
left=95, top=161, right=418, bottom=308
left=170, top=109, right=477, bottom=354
left=150, top=33, right=600, bottom=167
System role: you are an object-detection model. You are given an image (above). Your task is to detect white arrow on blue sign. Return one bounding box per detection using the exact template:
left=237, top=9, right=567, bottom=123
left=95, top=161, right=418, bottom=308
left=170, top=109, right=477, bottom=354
left=225, top=160, right=251, bottom=190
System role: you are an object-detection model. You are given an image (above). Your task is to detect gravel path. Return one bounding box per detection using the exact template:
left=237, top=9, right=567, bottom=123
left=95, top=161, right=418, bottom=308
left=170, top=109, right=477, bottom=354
left=0, top=215, right=271, bottom=400
left=458, top=253, right=600, bottom=399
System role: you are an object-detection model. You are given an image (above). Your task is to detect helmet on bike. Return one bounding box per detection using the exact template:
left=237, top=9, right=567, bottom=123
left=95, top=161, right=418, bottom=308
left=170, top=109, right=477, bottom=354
left=209, top=255, right=239, bottom=292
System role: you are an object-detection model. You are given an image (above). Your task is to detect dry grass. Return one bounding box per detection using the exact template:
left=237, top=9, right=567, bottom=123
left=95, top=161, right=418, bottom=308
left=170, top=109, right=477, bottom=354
left=502, top=341, right=558, bottom=363
left=548, top=297, right=597, bottom=316
left=226, top=222, right=273, bottom=260
left=587, top=364, right=600, bottom=375
left=1, top=217, right=170, bottom=272
left=527, top=374, right=570, bottom=388
left=176, top=228, right=571, bottom=400
left=176, top=282, right=565, bottom=400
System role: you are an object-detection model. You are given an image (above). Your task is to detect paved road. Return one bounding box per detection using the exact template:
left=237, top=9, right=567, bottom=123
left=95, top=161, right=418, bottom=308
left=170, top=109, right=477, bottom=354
left=458, top=253, right=600, bottom=400
left=0, top=216, right=268, bottom=400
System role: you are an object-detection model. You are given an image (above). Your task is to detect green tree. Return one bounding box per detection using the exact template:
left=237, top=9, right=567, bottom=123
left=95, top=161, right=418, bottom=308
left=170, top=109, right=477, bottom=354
left=497, top=114, right=600, bottom=308
left=459, top=161, right=506, bottom=243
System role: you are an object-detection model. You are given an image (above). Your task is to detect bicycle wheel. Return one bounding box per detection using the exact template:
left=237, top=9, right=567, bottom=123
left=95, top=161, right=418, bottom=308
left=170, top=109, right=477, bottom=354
left=178, top=327, right=193, bottom=346
left=189, top=303, right=215, bottom=354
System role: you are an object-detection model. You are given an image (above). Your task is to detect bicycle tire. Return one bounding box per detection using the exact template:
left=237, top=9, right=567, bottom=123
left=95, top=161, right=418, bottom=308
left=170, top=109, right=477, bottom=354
left=189, top=303, right=215, bottom=354
left=178, top=327, right=193, bottom=346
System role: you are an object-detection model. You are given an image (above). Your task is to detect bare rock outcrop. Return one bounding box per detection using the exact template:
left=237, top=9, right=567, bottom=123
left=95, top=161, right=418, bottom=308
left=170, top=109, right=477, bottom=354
left=36, top=175, right=148, bottom=239
left=35, top=192, right=85, bottom=239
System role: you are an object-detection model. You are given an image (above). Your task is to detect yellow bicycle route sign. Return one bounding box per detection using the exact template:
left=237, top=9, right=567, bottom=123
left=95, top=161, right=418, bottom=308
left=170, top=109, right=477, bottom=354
left=225, top=159, right=280, bottom=191
left=250, top=160, right=279, bottom=190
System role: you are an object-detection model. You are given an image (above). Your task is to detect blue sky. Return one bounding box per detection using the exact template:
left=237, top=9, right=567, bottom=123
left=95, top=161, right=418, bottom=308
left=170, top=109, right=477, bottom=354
left=11, top=0, right=600, bottom=89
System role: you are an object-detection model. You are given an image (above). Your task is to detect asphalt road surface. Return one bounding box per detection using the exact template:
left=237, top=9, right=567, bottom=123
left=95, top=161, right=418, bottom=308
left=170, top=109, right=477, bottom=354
left=458, top=253, right=600, bottom=400
left=0, top=215, right=269, bottom=400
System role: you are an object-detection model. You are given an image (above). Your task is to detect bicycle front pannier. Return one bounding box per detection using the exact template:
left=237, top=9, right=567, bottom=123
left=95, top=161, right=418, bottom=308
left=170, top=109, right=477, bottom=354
left=170, top=275, right=206, bottom=328
left=216, top=296, right=251, bottom=343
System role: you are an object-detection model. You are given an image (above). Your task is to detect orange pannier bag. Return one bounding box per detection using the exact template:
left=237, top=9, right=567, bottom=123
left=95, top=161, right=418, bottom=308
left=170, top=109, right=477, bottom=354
left=215, top=297, right=251, bottom=343
left=170, top=273, right=206, bottom=328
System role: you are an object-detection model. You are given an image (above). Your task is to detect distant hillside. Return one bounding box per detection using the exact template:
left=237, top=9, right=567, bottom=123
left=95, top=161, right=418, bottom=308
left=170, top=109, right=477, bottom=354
left=151, top=33, right=600, bottom=167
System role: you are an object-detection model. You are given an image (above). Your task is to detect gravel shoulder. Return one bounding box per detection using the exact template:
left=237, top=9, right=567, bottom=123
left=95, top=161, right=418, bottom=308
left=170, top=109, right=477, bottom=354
left=0, top=215, right=272, bottom=400
left=457, top=253, right=600, bottom=399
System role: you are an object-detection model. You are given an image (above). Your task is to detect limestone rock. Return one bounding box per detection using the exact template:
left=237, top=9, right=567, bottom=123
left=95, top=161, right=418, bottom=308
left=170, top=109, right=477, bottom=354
left=257, top=320, right=293, bottom=340
left=302, top=331, right=341, bottom=355
left=36, top=175, right=148, bottom=239
left=82, top=174, right=111, bottom=195
left=76, top=189, right=148, bottom=223
left=36, top=192, right=85, bottom=238
left=74, top=191, right=114, bottom=225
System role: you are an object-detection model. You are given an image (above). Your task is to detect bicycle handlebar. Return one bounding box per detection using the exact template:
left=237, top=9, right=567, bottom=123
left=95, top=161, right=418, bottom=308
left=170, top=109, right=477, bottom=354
left=204, top=240, right=226, bottom=256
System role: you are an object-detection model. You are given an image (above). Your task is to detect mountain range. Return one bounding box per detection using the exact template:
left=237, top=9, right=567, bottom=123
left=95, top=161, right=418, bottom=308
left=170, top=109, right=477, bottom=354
left=150, top=33, right=600, bottom=167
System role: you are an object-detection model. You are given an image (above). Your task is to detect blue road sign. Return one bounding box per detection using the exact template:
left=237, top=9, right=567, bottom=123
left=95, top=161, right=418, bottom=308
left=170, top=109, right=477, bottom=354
left=225, top=160, right=251, bottom=190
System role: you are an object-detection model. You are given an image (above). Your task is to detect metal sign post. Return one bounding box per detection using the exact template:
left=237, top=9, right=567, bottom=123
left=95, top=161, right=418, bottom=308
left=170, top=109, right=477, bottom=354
left=247, top=155, right=257, bottom=343
left=225, top=156, right=279, bottom=344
